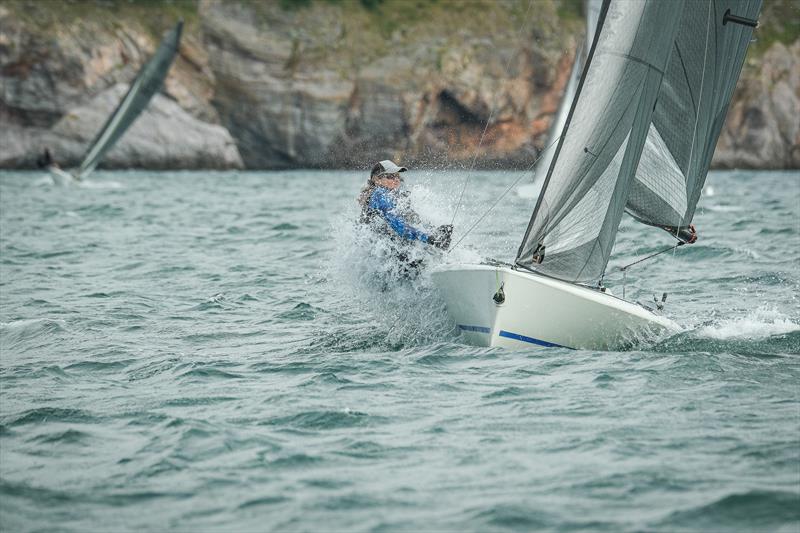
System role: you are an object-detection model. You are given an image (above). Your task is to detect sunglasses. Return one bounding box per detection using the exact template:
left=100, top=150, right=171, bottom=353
left=382, top=173, right=402, bottom=181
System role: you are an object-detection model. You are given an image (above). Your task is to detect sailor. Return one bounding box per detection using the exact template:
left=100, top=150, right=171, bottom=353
left=358, top=160, right=453, bottom=276
left=36, top=147, right=59, bottom=170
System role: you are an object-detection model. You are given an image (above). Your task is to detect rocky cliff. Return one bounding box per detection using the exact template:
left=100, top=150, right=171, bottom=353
left=1, top=0, right=797, bottom=171
left=0, top=1, right=242, bottom=169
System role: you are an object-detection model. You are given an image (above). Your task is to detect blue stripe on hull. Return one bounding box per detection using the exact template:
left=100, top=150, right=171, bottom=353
left=458, top=324, right=491, bottom=334
left=498, top=330, right=572, bottom=349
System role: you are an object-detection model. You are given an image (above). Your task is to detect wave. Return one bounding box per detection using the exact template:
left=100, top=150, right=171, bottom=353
left=263, top=409, right=387, bottom=431
left=77, top=179, right=124, bottom=190
left=6, top=407, right=95, bottom=427
left=276, top=302, right=323, bottom=321
left=696, top=306, right=799, bottom=340
left=27, top=428, right=91, bottom=445
left=651, top=306, right=800, bottom=356
left=0, top=318, right=66, bottom=352
left=656, top=490, right=800, bottom=531
left=470, top=504, right=554, bottom=530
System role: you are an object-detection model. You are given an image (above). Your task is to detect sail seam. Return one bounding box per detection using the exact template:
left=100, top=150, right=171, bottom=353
left=595, top=49, right=665, bottom=76
left=672, top=43, right=697, bottom=117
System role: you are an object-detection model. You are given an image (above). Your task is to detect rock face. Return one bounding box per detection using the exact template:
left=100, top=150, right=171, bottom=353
left=714, top=41, right=800, bottom=169
left=200, top=0, right=571, bottom=169
left=0, top=1, right=797, bottom=170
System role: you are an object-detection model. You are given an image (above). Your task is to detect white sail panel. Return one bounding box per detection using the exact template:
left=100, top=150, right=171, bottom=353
left=517, top=0, right=683, bottom=283
left=531, top=0, right=602, bottom=187
left=626, top=0, right=762, bottom=239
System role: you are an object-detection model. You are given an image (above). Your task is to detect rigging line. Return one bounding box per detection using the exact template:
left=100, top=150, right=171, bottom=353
left=449, top=0, right=536, bottom=227
left=618, top=241, right=684, bottom=273
left=447, top=134, right=563, bottom=253
left=603, top=240, right=685, bottom=298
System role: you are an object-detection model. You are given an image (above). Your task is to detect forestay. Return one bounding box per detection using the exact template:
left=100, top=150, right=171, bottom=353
left=627, top=0, right=762, bottom=241
left=76, top=21, right=183, bottom=179
left=517, top=0, right=683, bottom=283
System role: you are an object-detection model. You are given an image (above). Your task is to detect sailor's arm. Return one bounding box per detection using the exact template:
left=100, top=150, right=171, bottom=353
left=371, top=190, right=430, bottom=242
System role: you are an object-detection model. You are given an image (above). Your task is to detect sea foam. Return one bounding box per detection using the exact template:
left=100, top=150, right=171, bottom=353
left=697, top=306, right=800, bottom=340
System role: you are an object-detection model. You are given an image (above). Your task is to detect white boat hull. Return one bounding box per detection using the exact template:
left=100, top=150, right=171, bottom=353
left=431, top=264, right=678, bottom=350
left=48, top=166, right=78, bottom=185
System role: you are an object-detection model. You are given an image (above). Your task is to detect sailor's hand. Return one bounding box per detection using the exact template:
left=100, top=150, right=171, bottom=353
left=429, top=224, right=453, bottom=250
left=687, top=224, right=697, bottom=244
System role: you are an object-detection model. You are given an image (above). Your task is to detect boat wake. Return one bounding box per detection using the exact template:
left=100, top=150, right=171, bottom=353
left=652, top=305, right=800, bottom=356
left=696, top=306, right=800, bottom=340
left=34, top=173, right=124, bottom=189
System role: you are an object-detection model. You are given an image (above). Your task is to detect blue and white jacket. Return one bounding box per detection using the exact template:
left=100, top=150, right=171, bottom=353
left=361, top=187, right=430, bottom=243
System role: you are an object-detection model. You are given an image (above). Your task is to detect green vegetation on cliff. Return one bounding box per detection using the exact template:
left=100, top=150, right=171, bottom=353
left=751, top=1, right=800, bottom=54
left=5, top=0, right=200, bottom=39
left=6, top=0, right=796, bottom=60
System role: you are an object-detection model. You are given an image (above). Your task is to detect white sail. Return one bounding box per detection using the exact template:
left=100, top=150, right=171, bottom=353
left=433, top=0, right=763, bottom=350
left=626, top=0, right=762, bottom=240
left=76, top=21, right=183, bottom=179
left=517, top=0, right=683, bottom=283
left=530, top=0, right=602, bottom=188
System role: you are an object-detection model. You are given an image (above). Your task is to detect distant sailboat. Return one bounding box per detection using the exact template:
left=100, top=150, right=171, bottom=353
left=49, top=20, right=183, bottom=182
left=434, top=0, right=762, bottom=350
left=518, top=0, right=602, bottom=199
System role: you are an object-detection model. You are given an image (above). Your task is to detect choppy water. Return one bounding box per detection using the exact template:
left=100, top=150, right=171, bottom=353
left=1, top=169, right=798, bottom=532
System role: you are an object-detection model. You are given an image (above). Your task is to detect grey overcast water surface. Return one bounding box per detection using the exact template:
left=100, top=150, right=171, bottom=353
left=1, top=169, right=798, bottom=531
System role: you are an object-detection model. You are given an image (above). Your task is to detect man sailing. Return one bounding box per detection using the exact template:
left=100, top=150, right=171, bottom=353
left=358, top=160, right=453, bottom=277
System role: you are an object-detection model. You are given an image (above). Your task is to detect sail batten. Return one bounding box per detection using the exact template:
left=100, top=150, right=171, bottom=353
left=76, top=21, right=183, bottom=179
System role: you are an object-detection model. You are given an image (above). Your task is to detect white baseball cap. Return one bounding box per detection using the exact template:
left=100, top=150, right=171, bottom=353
left=371, top=160, right=408, bottom=177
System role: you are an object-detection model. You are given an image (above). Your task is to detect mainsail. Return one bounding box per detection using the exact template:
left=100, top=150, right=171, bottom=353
left=626, top=0, right=762, bottom=241
left=531, top=0, right=602, bottom=186
left=76, top=21, right=183, bottom=179
left=516, top=0, right=683, bottom=283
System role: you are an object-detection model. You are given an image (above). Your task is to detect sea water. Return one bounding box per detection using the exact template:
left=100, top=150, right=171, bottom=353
left=1, top=169, right=798, bottom=531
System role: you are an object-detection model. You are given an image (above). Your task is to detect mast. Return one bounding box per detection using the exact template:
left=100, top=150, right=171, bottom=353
left=76, top=20, right=183, bottom=179
left=516, top=0, right=684, bottom=284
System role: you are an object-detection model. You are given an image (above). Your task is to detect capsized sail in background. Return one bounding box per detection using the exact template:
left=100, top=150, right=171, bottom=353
left=74, top=20, right=183, bottom=180
left=517, top=0, right=683, bottom=283
left=530, top=0, right=602, bottom=188
left=626, top=0, right=763, bottom=241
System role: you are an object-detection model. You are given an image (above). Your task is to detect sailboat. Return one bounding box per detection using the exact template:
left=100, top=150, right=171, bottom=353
left=518, top=0, right=602, bottom=199
left=433, top=0, right=762, bottom=351
left=49, top=20, right=183, bottom=182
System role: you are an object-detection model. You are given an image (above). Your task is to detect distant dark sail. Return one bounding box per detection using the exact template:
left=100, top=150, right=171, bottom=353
left=517, top=0, right=683, bottom=283
left=76, top=21, right=183, bottom=179
left=626, top=0, right=762, bottom=240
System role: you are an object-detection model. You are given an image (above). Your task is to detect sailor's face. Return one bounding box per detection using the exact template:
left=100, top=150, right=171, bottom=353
left=379, top=173, right=402, bottom=189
